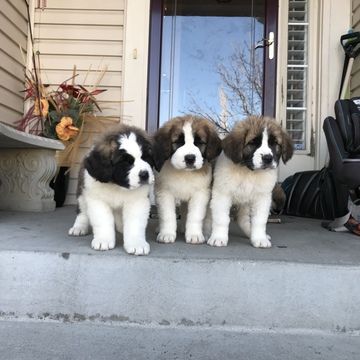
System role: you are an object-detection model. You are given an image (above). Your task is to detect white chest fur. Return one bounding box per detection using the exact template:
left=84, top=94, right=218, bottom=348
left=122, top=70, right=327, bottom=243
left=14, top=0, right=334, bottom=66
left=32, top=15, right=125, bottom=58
left=83, top=170, right=150, bottom=209
left=155, top=160, right=212, bottom=201
left=213, top=152, right=277, bottom=204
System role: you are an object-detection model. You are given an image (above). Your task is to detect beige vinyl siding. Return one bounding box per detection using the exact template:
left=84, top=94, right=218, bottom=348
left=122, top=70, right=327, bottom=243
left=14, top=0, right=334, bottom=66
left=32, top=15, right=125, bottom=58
left=33, top=0, right=125, bottom=204
left=0, top=0, right=27, bottom=125
left=351, top=0, right=360, bottom=96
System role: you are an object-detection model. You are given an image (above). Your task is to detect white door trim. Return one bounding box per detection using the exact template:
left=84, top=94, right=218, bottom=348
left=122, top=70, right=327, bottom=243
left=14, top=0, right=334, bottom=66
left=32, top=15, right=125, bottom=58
left=122, top=0, right=151, bottom=129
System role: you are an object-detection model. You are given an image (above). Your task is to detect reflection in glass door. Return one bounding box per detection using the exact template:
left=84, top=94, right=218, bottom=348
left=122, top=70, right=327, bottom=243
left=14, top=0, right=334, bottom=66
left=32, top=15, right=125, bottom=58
left=159, top=0, right=266, bottom=130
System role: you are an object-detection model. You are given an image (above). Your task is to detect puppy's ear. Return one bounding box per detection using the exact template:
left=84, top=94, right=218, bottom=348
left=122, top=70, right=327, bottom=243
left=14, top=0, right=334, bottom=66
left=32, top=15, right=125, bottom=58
left=281, top=130, right=294, bottom=164
left=140, top=136, right=155, bottom=168
left=84, top=136, right=118, bottom=183
left=205, top=126, right=222, bottom=161
left=84, top=149, right=113, bottom=182
left=222, top=130, right=245, bottom=163
left=153, top=126, right=172, bottom=171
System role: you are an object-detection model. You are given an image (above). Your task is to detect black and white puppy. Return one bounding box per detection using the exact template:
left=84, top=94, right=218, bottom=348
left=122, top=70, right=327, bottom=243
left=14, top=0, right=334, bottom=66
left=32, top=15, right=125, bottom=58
left=68, top=125, right=154, bottom=255
left=154, top=115, right=222, bottom=244
left=208, top=116, right=293, bottom=248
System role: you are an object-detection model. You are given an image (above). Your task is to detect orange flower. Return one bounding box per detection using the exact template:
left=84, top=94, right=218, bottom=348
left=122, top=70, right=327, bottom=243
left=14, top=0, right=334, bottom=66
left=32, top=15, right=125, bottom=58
left=33, top=98, right=49, bottom=117
left=55, top=116, right=79, bottom=141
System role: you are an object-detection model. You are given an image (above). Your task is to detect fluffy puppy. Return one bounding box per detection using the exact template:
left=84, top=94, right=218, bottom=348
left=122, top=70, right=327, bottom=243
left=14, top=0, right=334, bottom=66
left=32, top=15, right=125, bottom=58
left=68, top=125, right=154, bottom=255
left=154, top=115, right=222, bottom=244
left=208, top=116, right=293, bottom=248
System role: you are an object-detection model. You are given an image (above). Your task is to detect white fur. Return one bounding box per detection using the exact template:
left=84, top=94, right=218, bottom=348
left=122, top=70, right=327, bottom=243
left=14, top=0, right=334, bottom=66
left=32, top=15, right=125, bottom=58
left=170, top=122, right=204, bottom=170
left=155, top=160, right=212, bottom=244
left=119, top=133, right=154, bottom=189
left=208, top=152, right=277, bottom=248
left=69, top=171, right=151, bottom=255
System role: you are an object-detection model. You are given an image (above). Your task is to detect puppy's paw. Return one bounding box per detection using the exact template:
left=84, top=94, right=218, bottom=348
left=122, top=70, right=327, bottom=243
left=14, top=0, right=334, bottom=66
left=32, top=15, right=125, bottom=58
left=185, top=232, right=206, bottom=244
left=251, top=236, right=272, bottom=248
left=207, top=235, right=228, bottom=247
left=91, top=238, right=115, bottom=251
left=68, top=225, right=89, bottom=236
left=157, top=232, right=176, bottom=243
left=124, top=241, right=150, bottom=256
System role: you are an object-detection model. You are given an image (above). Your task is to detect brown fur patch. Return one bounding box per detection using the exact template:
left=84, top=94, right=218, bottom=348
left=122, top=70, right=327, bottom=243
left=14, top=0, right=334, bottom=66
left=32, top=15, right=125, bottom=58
left=222, top=116, right=293, bottom=164
left=153, top=115, right=222, bottom=171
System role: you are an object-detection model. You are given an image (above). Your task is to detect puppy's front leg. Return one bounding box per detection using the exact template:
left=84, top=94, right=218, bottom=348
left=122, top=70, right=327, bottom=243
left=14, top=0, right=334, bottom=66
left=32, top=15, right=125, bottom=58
left=250, top=194, right=272, bottom=248
left=156, top=190, right=177, bottom=243
left=122, top=196, right=150, bottom=255
left=185, top=191, right=209, bottom=244
left=207, top=192, right=232, bottom=247
left=87, top=199, right=116, bottom=251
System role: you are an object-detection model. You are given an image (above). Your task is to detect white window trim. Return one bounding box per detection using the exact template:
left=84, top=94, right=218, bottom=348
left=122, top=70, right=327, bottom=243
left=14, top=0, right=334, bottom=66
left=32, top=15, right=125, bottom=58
left=277, top=0, right=317, bottom=156
left=277, top=0, right=351, bottom=180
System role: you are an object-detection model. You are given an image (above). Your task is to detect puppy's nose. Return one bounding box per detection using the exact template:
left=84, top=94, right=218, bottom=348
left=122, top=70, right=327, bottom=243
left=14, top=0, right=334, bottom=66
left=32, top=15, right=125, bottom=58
left=184, top=154, right=196, bottom=165
left=139, top=170, right=149, bottom=182
left=262, top=154, right=273, bottom=164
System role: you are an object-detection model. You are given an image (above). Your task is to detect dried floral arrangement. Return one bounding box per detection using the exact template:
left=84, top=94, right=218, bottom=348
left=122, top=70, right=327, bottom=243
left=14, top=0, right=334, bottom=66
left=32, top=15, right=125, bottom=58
left=16, top=65, right=107, bottom=142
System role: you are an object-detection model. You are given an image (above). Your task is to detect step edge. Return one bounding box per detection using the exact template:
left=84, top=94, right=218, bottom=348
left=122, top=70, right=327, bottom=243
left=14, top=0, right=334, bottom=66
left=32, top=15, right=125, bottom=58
left=1, top=316, right=360, bottom=338
left=2, top=248, right=360, bottom=269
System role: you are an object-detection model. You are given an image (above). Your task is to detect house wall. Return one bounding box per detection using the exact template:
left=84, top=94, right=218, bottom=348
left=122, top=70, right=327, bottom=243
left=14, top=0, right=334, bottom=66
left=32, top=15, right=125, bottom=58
left=32, top=0, right=125, bottom=204
left=0, top=0, right=28, bottom=125
left=351, top=0, right=360, bottom=95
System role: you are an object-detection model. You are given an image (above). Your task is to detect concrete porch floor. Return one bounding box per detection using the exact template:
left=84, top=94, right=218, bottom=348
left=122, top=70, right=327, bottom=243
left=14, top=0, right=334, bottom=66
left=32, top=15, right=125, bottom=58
left=1, top=205, right=360, bottom=265
left=1, top=206, right=360, bottom=359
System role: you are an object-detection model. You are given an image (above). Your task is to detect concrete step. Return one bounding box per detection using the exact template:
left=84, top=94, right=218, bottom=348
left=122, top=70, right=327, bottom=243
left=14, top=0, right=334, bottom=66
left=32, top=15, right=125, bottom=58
left=1, top=320, right=359, bottom=360
left=1, top=207, right=360, bottom=332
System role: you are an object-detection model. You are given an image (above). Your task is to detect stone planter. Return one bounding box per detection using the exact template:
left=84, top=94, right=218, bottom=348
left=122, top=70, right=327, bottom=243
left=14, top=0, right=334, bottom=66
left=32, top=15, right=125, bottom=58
left=0, top=123, right=65, bottom=212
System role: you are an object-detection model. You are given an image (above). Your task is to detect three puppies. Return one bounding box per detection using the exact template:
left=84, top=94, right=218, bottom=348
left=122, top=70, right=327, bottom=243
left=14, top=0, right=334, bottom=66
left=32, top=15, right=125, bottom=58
left=208, top=116, right=293, bottom=248
left=68, top=125, right=154, bottom=255
left=153, top=115, right=222, bottom=244
left=69, top=116, right=293, bottom=254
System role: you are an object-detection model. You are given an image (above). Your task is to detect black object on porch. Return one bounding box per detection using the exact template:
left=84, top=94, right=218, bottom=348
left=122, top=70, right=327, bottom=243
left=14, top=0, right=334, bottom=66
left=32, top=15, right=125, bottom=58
left=322, top=97, right=360, bottom=231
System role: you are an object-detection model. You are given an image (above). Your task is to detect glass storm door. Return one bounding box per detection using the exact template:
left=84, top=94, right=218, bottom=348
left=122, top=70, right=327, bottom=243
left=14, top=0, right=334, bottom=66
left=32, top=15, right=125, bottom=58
left=147, top=0, right=278, bottom=132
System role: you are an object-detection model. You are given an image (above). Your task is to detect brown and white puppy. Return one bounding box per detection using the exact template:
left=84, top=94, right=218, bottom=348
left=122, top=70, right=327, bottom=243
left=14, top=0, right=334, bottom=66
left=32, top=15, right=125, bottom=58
left=208, top=116, right=293, bottom=248
left=154, top=115, right=222, bottom=244
left=68, top=125, right=154, bottom=255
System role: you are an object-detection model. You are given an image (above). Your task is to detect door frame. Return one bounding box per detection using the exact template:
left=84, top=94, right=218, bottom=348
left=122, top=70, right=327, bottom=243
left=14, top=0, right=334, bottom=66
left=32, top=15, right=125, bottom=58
left=263, top=0, right=278, bottom=117
left=146, top=0, right=163, bottom=133
left=146, top=0, right=279, bottom=132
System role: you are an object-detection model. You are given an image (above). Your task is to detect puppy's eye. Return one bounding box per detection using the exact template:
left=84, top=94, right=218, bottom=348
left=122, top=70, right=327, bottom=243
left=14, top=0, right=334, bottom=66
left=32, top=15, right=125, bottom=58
left=268, top=135, right=278, bottom=146
left=247, top=136, right=261, bottom=147
left=122, top=153, right=135, bottom=165
left=194, top=135, right=205, bottom=146
left=173, top=133, right=185, bottom=146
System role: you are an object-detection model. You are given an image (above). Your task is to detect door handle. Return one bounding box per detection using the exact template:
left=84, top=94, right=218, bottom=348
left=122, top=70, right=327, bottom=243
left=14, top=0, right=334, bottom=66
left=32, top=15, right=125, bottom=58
left=268, top=31, right=275, bottom=60
left=255, top=32, right=275, bottom=60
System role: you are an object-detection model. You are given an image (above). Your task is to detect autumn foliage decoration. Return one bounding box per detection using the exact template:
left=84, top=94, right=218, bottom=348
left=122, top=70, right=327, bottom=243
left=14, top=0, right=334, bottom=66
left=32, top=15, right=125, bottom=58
left=16, top=71, right=106, bottom=142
